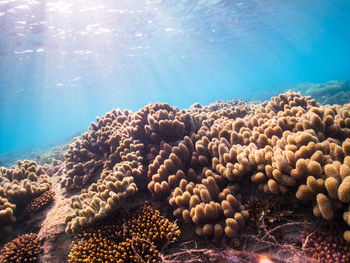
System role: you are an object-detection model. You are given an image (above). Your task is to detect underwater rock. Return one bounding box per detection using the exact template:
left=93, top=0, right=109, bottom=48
left=37, top=166, right=72, bottom=263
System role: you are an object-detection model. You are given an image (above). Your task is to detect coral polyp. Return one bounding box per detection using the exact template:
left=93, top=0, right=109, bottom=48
left=0, top=233, right=42, bottom=263
left=68, top=202, right=180, bottom=263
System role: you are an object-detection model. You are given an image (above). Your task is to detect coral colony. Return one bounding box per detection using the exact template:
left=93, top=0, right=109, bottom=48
left=1, top=91, right=350, bottom=262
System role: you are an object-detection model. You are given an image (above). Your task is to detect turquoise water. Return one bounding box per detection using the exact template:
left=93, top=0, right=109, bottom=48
left=1, top=0, right=350, bottom=157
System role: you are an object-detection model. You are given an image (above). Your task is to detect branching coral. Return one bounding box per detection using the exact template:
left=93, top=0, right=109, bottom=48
left=2, top=91, right=350, bottom=261
left=64, top=102, right=210, bottom=234
left=0, top=160, right=51, bottom=204
left=62, top=91, right=350, bottom=244
left=0, top=233, right=42, bottom=263
left=68, top=202, right=180, bottom=263
left=62, top=109, right=132, bottom=190
left=0, top=161, right=51, bottom=239
left=0, top=196, right=16, bottom=239
left=146, top=91, right=350, bottom=242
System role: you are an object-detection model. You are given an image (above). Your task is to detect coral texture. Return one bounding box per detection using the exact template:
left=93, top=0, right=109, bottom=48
left=0, top=160, right=51, bottom=204
left=0, top=196, right=16, bottom=239
left=68, top=202, right=180, bottom=263
left=64, top=101, right=243, bottom=234
left=60, top=91, right=350, bottom=241
left=147, top=91, right=350, bottom=241
left=26, top=190, right=55, bottom=213
left=0, top=233, right=42, bottom=263
left=61, top=109, right=132, bottom=190
left=0, top=161, right=51, bottom=239
left=302, top=226, right=350, bottom=263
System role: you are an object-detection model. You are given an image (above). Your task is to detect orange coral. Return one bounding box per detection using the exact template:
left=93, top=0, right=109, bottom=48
left=68, top=202, right=180, bottom=263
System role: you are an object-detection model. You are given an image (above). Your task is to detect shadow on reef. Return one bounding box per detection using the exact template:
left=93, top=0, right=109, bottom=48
left=1, top=91, right=350, bottom=262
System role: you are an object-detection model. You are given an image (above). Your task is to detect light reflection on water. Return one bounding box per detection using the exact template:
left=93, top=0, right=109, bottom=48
left=0, top=0, right=350, bottom=154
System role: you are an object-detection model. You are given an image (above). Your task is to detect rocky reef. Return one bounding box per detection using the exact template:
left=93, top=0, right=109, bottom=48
left=1, top=92, right=350, bottom=262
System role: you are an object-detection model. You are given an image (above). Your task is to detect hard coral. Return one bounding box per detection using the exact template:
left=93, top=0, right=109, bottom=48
left=146, top=91, right=350, bottom=242
left=302, top=225, right=350, bottom=263
left=0, top=196, right=16, bottom=239
left=68, top=202, right=180, bottom=263
left=63, top=91, right=350, bottom=243
left=64, top=160, right=139, bottom=234
left=62, top=109, right=131, bottom=190
left=26, top=190, right=55, bottom=213
left=0, top=161, right=51, bottom=239
left=64, top=102, right=205, bottom=233
left=0, top=233, right=42, bottom=263
left=0, top=160, right=51, bottom=205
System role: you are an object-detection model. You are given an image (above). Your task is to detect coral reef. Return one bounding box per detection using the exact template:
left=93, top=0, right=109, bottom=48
left=34, top=143, right=70, bottom=166
left=68, top=202, right=180, bottom=263
left=0, top=233, right=42, bottom=263
left=296, top=79, right=350, bottom=105
left=146, top=91, right=350, bottom=242
left=0, top=160, right=51, bottom=205
left=63, top=101, right=253, bottom=234
left=26, top=190, right=55, bottom=213
left=0, top=161, right=51, bottom=239
left=2, top=91, right=350, bottom=262
left=61, top=109, right=132, bottom=190
left=60, top=90, right=350, bottom=243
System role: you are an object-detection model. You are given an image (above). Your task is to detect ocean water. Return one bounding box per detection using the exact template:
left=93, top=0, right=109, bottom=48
left=1, top=0, right=350, bottom=158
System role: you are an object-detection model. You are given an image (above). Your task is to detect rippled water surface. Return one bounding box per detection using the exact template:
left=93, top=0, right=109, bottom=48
left=1, top=0, right=350, bottom=155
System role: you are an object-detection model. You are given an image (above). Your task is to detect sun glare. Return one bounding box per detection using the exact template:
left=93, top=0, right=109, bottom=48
left=258, top=255, right=274, bottom=263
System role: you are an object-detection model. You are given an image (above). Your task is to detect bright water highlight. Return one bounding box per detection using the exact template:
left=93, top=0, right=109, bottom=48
left=1, top=0, right=350, bottom=156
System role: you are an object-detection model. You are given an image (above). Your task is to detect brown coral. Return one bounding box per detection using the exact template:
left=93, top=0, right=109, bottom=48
left=26, top=190, right=55, bottom=213
left=302, top=225, right=350, bottom=263
left=0, top=160, right=51, bottom=204
left=145, top=92, right=350, bottom=242
left=0, top=196, right=16, bottom=240
left=68, top=202, right=180, bottom=263
left=62, top=109, right=131, bottom=190
left=0, top=233, right=42, bottom=263
left=0, top=161, right=51, bottom=238
left=61, top=92, right=350, bottom=243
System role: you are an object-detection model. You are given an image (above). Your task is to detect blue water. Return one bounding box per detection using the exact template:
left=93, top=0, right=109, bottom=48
left=1, top=0, right=350, bottom=157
